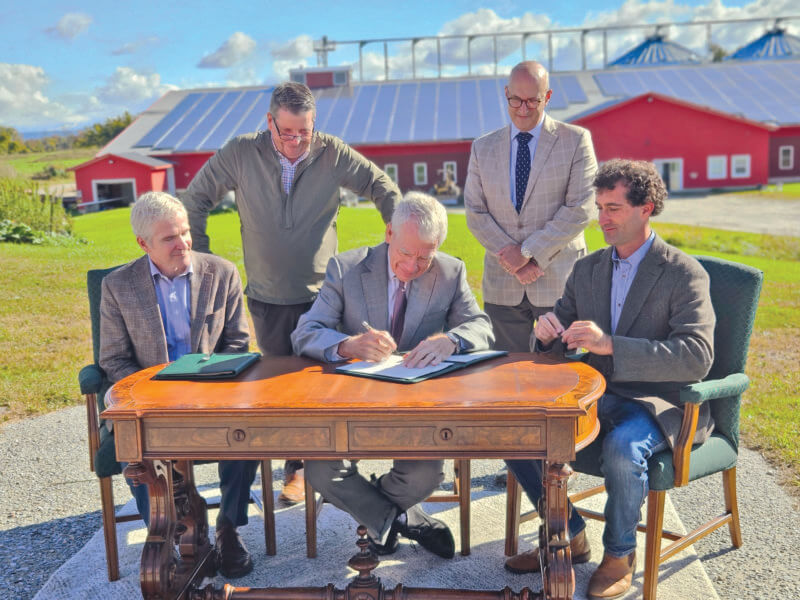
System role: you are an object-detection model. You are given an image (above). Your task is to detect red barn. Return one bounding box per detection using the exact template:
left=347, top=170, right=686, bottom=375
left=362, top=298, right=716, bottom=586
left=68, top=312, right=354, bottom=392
left=71, top=152, right=174, bottom=209
left=770, top=125, right=800, bottom=182
left=572, top=93, right=774, bottom=191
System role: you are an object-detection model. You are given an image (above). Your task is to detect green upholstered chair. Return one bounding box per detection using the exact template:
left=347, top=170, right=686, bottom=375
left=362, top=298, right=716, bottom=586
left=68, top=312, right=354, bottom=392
left=505, top=255, right=763, bottom=600
left=80, top=266, right=277, bottom=581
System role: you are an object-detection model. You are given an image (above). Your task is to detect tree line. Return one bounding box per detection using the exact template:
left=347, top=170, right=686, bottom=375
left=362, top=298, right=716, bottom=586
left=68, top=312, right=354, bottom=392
left=0, top=112, right=134, bottom=154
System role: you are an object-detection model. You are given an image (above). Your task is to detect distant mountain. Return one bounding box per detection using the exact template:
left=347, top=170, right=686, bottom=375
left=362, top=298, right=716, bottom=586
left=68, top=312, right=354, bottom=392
left=19, top=128, right=82, bottom=140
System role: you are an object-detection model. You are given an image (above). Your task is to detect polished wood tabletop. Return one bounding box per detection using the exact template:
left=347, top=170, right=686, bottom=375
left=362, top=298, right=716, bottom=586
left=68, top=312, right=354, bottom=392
left=103, top=353, right=605, bottom=600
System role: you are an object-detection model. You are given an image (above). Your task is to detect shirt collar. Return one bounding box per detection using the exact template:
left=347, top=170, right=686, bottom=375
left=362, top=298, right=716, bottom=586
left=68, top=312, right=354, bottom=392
left=510, top=113, right=545, bottom=143
left=612, top=231, right=656, bottom=266
left=147, top=255, right=193, bottom=281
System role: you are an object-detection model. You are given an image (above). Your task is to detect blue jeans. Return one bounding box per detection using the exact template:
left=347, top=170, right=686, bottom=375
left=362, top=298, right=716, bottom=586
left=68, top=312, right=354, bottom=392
left=506, top=393, right=667, bottom=558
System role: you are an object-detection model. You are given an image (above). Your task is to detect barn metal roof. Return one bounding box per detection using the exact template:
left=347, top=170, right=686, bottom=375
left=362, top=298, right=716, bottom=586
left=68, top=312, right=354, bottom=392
left=727, top=28, right=800, bottom=61
left=608, top=34, right=701, bottom=67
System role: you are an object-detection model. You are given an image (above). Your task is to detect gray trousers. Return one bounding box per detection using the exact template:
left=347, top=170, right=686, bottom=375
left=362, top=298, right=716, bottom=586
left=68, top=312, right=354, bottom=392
left=484, top=296, right=552, bottom=353
left=305, top=459, right=445, bottom=542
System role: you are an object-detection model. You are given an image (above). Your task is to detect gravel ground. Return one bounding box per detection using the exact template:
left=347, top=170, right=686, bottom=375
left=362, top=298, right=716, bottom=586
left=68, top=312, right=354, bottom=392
left=1, top=405, right=798, bottom=600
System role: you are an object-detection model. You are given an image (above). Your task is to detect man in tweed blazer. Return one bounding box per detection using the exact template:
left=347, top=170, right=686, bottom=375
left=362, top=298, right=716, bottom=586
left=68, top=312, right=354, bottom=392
left=504, top=161, right=715, bottom=599
left=465, top=60, right=597, bottom=352
left=99, top=191, right=257, bottom=578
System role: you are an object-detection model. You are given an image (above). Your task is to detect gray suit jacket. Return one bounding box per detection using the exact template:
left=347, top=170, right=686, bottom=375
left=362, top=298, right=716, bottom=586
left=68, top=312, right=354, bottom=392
left=291, top=243, right=494, bottom=360
left=543, top=235, right=715, bottom=448
left=464, top=114, right=597, bottom=307
left=99, top=253, right=249, bottom=384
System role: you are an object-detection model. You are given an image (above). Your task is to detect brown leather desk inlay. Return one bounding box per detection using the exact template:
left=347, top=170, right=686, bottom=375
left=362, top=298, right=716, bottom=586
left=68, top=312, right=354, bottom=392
left=104, top=352, right=604, bottom=600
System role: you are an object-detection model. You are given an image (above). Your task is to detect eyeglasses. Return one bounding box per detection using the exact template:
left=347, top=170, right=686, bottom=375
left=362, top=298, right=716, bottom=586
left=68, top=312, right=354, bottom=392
left=506, top=95, right=546, bottom=109
left=272, top=119, right=314, bottom=142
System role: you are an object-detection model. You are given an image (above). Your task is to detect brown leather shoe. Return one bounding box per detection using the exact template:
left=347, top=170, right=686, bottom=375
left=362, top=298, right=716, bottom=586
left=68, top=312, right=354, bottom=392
left=279, top=468, right=305, bottom=505
left=587, top=552, right=636, bottom=599
left=504, top=529, right=591, bottom=574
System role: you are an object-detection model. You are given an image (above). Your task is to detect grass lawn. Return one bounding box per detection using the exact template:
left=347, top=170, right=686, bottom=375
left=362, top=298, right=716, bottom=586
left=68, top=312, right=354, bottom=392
left=0, top=148, right=97, bottom=183
left=733, top=182, right=800, bottom=200
left=1, top=206, right=798, bottom=490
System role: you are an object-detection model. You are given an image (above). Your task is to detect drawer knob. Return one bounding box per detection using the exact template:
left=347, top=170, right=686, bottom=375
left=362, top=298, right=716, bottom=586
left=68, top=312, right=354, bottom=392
left=232, top=429, right=246, bottom=442
left=439, top=428, right=453, bottom=441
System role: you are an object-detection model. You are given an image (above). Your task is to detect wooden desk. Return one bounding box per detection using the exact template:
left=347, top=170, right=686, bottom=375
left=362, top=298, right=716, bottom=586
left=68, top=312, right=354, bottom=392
left=104, top=353, right=604, bottom=600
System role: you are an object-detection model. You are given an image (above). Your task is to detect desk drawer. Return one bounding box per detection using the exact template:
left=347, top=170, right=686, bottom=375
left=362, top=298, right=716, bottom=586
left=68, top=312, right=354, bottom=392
left=348, top=421, right=545, bottom=453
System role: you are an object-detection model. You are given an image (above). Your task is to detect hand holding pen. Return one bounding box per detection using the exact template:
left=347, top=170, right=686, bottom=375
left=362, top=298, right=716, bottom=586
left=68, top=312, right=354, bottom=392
left=336, top=321, right=397, bottom=362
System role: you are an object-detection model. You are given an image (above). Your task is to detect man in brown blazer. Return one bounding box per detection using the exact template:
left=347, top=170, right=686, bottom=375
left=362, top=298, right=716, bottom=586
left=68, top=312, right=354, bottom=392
left=464, top=60, right=597, bottom=352
left=99, top=191, right=257, bottom=578
left=504, top=160, right=715, bottom=599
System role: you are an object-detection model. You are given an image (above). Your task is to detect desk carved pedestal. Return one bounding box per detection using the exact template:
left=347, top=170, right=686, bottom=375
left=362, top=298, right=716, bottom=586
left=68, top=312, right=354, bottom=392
left=105, top=354, right=603, bottom=600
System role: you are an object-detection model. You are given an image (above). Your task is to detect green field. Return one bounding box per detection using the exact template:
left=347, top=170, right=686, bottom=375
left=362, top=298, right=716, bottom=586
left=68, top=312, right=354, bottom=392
left=0, top=148, right=96, bottom=183
left=1, top=207, right=798, bottom=490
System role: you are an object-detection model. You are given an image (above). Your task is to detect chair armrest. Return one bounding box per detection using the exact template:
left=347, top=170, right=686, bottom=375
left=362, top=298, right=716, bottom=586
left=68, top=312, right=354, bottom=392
left=679, top=373, right=750, bottom=405
left=672, top=373, right=750, bottom=487
left=79, top=364, right=105, bottom=395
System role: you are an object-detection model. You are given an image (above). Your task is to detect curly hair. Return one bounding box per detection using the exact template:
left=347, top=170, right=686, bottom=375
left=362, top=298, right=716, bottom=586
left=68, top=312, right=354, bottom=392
left=593, top=159, right=666, bottom=216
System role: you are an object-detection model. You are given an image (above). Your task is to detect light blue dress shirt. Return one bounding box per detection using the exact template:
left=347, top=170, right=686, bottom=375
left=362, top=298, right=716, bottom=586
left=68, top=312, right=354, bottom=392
left=148, top=257, right=192, bottom=361
left=509, top=116, right=545, bottom=209
left=610, top=232, right=655, bottom=334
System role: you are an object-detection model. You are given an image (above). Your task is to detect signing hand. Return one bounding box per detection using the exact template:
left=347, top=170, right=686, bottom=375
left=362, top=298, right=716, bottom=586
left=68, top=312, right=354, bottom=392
left=534, top=312, right=565, bottom=345
left=514, top=261, right=544, bottom=284
left=561, top=320, right=613, bottom=356
left=497, top=244, right=529, bottom=274
left=403, top=333, right=457, bottom=368
left=338, top=329, right=397, bottom=362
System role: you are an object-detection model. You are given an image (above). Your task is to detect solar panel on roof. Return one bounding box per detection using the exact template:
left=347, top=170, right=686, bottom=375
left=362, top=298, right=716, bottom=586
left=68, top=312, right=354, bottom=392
left=231, top=92, right=270, bottom=138
left=323, top=87, right=356, bottom=139
left=153, top=92, right=223, bottom=149
left=175, top=91, right=243, bottom=151
left=593, top=73, right=625, bottom=96
left=478, top=78, right=506, bottom=132
left=313, top=86, right=340, bottom=132
left=199, top=89, right=263, bottom=150
left=558, top=75, right=587, bottom=103
left=342, top=84, right=379, bottom=143
left=413, top=81, right=437, bottom=141
left=389, top=82, right=418, bottom=142
left=458, top=80, right=482, bottom=139
left=364, top=84, right=397, bottom=143
left=437, top=80, right=459, bottom=140
left=135, top=93, right=203, bottom=148
left=548, top=84, right=568, bottom=110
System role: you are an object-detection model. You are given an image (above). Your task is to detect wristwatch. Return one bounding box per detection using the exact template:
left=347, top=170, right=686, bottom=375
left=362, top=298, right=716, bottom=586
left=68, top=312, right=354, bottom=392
left=446, top=332, right=461, bottom=354
left=520, top=244, right=534, bottom=260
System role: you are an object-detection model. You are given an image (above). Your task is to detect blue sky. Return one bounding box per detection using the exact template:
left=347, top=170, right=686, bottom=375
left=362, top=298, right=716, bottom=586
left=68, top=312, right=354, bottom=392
left=1, top=0, right=794, bottom=132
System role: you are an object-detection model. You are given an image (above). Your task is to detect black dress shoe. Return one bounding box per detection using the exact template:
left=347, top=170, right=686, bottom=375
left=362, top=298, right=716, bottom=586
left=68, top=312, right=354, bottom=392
left=215, top=517, right=253, bottom=578
left=367, top=532, right=399, bottom=556
left=395, top=505, right=455, bottom=559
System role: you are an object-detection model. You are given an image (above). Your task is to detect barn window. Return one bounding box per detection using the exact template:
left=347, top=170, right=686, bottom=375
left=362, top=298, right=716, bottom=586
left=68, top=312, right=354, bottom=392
left=731, top=155, right=751, bottom=179
left=384, top=163, right=398, bottom=183
left=707, top=156, right=726, bottom=180
left=414, top=162, right=428, bottom=186
left=779, top=146, right=794, bottom=170
left=443, top=161, right=458, bottom=184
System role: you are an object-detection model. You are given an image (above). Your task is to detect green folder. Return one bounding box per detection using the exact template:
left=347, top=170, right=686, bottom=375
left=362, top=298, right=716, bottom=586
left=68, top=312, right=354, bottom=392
left=153, top=352, right=261, bottom=380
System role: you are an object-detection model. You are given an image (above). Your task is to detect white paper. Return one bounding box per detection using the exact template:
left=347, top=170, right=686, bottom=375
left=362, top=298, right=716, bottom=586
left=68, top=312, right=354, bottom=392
left=336, top=354, right=450, bottom=380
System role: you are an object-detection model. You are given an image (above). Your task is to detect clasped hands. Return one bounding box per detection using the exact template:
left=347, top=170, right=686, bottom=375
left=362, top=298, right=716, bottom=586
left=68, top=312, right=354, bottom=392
left=338, top=330, right=457, bottom=368
left=535, top=312, right=613, bottom=356
left=497, top=244, right=544, bottom=284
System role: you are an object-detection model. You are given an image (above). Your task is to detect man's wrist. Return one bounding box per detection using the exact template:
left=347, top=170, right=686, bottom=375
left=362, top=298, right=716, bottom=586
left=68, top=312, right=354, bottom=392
left=520, top=244, right=533, bottom=260
left=446, top=332, right=461, bottom=354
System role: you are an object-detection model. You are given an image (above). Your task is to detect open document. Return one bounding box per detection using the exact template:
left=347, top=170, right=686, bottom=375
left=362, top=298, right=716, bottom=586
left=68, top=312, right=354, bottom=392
left=335, top=349, right=507, bottom=384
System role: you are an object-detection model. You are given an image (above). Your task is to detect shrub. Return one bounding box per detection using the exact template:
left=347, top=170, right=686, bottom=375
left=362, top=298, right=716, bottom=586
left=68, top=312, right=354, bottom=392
left=0, top=177, right=72, bottom=235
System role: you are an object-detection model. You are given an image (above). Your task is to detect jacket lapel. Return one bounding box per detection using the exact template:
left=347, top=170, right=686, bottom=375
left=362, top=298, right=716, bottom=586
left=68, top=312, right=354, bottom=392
left=591, top=248, right=614, bottom=334
left=132, top=256, right=169, bottom=363
left=189, top=254, right=211, bottom=352
left=522, top=114, right=556, bottom=209
left=614, top=238, right=666, bottom=337
left=401, top=261, right=437, bottom=349
left=495, top=126, right=512, bottom=205
left=361, top=244, right=391, bottom=332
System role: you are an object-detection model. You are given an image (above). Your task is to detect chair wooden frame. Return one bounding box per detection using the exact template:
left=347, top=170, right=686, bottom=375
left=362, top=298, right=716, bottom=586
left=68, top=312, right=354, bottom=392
left=303, top=459, right=472, bottom=558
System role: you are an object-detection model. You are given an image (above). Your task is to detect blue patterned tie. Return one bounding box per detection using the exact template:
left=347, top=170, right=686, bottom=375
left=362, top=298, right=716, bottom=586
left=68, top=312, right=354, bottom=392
left=515, top=131, right=533, bottom=213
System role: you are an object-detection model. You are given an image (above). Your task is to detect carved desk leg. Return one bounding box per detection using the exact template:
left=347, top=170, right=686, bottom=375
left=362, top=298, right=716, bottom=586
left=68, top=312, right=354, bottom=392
left=125, top=460, right=179, bottom=600
left=173, top=461, right=215, bottom=580
left=539, top=462, right=574, bottom=600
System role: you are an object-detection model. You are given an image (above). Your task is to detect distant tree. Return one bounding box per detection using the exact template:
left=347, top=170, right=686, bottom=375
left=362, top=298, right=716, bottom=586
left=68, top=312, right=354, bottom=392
left=0, top=126, right=26, bottom=154
left=710, top=44, right=728, bottom=62
left=76, top=112, right=134, bottom=148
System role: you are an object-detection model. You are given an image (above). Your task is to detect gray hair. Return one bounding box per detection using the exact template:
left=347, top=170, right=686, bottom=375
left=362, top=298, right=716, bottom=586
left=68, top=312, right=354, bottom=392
left=391, top=191, right=448, bottom=245
left=269, top=81, right=316, bottom=117
left=130, top=191, right=187, bottom=241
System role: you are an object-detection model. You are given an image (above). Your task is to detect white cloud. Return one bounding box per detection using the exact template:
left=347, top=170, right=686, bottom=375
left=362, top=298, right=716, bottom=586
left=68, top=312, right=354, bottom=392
left=198, top=32, right=257, bottom=68
left=97, top=67, right=176, bottom=103
left=111, top=35, right=162, bottom=56
left=45, top=12, right=92, bottom=41
left=0, top=63, right=84, bottom=128
left=271, top=35, right=314, bottom=61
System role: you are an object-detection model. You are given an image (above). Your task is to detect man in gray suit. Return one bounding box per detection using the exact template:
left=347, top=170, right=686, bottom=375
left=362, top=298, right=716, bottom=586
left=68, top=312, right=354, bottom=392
left=291, top=192, right=493, bottom=558
left=464, top=60, right=597, bottom=352
left=100, top=191, right=257, bottom=578
left=504, top=160, right=715, bottom=599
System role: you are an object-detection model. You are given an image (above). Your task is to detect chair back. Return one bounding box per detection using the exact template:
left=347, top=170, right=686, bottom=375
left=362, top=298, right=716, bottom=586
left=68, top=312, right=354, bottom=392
left=695, top=256, right=763, bottom=450
left=87, top=266, right=123, bottom=366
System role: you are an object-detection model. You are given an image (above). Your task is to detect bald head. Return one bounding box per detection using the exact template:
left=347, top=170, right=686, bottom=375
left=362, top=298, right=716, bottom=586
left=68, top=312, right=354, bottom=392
left=505, top=61, right=552, bottom=131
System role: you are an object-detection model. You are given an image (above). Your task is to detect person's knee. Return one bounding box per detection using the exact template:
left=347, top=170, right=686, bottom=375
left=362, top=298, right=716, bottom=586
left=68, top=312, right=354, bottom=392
left=304, top=460, right=347, bottom=495
left=600, top=433, right=648, bottom=478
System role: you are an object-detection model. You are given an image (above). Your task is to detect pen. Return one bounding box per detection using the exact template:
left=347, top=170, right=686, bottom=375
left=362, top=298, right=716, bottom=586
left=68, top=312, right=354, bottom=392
left=361, top=320, right=375, bottom=333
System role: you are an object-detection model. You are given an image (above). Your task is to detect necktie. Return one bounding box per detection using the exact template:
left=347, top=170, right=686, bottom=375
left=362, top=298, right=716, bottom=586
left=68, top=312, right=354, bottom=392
left=390, top=280, right=406, bottom=342
left=515, top=131, right=533, bottom=213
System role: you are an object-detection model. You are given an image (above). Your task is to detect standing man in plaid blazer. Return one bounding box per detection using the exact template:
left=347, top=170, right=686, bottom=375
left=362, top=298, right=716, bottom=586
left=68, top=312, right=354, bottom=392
left=464, top=60, right=598, bottom=352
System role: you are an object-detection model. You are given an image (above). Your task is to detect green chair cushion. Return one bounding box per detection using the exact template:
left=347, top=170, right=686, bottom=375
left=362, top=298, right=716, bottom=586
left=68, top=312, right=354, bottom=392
left=79, top=364, right=104, bottom=395
left=648, top=433, right=738, bottom=491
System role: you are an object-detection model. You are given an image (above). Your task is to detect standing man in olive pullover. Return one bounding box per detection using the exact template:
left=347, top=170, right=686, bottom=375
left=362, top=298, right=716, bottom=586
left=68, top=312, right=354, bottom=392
left=183, top=81, right=399, bottom=503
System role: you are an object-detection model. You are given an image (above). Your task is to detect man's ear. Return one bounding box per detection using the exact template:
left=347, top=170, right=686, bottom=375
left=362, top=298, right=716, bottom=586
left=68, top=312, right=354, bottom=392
left=136, top=235, right=149, bottom=254
left=385, top=222, right=393, bottom=244
left=641, top=202, right=655, bottom=218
